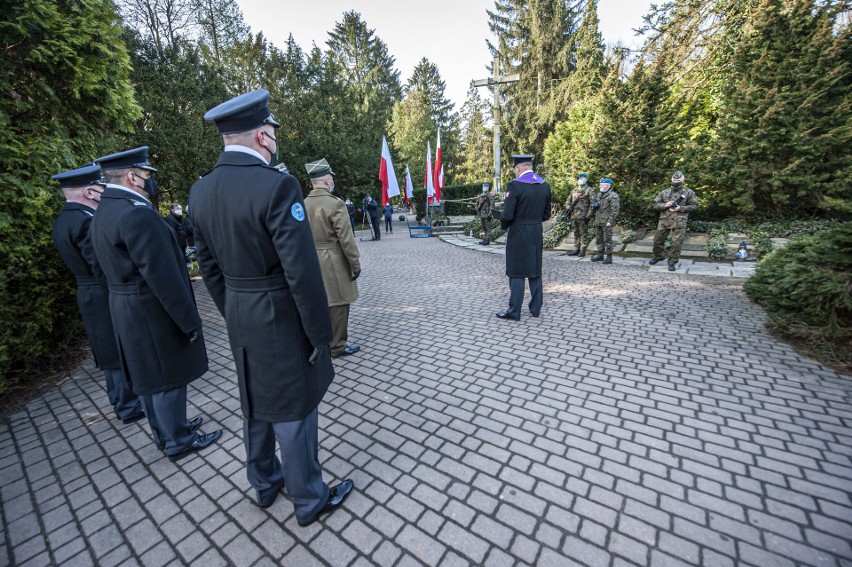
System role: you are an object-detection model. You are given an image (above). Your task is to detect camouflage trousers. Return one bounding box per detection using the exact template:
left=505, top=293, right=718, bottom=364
left=480, top=217, right=491, bottom=241
left=653, top=220, right=687, bottom=263
left=571, top=218, right=590, bottom=251
left=595, top=225, right=614, bottom=255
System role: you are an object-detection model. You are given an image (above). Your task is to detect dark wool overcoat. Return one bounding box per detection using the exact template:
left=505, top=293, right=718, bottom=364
left=90, top=186, right=208, bottom=395
left=189, top=151, right=334, bottom=423
left=501, top=175, right=552, bottom=278
left=52, top=202, right=120, bottom=369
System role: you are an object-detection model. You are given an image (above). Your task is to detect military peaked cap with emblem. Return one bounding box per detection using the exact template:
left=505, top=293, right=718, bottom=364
left=51, top=164, right=106, bottom=188
left=95, top=147, right=158, bottom=172
left=511, top=154, right=535, bottom=166
left=204, top=89, right=281, bottom=134
left=304, top=158, right=335, bottom=178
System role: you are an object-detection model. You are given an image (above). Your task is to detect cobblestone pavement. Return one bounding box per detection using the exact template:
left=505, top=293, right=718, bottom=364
left=2, top=222, right=851, bottom=567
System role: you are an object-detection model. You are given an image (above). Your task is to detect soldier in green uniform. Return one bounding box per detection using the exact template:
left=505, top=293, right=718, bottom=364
left=565, top=173, right=594, bottom=257
left=475, top=182, right=495, bottom=245
left=649, top=171, right=699, bottom=271
left=590, top=178, right=620, bottom=265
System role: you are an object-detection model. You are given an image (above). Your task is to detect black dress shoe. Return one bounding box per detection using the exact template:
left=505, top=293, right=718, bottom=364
left=298, top=479, right=354, bottom=527
left=157, top=416, right=204, bottom=451
left=121, top=411, right=145, bottom=424
left=530, top=312, right=540, bottom=318
left=496, top=311, right=520, bottom=320
left=168, top=430, right=222, bottom=462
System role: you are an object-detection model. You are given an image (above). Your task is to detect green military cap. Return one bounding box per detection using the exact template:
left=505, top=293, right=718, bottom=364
left=304, top=158, right=335, bottom=178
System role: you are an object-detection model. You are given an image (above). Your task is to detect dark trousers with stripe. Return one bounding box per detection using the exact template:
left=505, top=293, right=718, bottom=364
left=507, top=276, right=542, bottom=317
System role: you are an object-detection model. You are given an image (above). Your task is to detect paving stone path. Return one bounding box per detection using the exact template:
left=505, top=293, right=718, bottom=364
left=2, top=221, right=850, bottom=566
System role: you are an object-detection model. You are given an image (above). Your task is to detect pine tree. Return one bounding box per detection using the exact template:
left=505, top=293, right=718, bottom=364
left=457, top=83, right=493, bottom=184
left=389, top=90, right=434, bottom=194
left=710, top=0, right=852, bottom=215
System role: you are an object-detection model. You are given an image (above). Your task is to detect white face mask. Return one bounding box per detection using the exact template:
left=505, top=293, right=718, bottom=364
left=578, top=180, right=587, bottom=186
left=174, top=208, right=183, bottom=216
left=329, top=182, right=335, bottom=193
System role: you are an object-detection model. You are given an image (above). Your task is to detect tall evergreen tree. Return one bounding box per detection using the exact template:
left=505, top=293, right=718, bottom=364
left=457, top=83, right=493, bottom=184
left=0, top=0, right=139, bottom=386
left=710, top=0, right=852, bottom=214
left=389, top=90, right=434, bottom=194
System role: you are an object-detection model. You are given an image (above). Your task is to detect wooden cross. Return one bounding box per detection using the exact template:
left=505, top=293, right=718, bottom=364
left=473, top=55, right=520, bottom=193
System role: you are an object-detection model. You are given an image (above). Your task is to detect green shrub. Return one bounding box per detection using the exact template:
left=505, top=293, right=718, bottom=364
left=751, top=230, right=773, bottom=258
left=744, top=224, right=852, bottom=370
left=463, top=218, right=505, bottom=242
left=543, top=209, right=571, bottom=249
left=619, top=229, right=639, bottom=244
left=708, top=229, right=729, bottom=260
left=441, top=184, right=486, bottom=215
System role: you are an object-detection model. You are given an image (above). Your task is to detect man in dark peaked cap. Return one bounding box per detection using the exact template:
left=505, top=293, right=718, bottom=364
left=51, top=164, right=143, bottom=424
left=496, top=154, right=552, bottom=321
left=90, top=146, right=221, bottom=461
left=189, top=90, right=353, bottom=525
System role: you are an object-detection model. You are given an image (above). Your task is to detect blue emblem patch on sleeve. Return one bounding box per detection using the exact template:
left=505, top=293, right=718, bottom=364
left=291, top=203, right=305, bottom=221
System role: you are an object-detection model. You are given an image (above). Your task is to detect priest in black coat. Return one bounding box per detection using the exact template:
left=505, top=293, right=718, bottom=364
left=189, top=90, right=352, bottom=525
left=496, top=154, right=552, bottom=320
left=90, top=146, right=221, bottom=461
left=51, top=164, right=143, bottom=423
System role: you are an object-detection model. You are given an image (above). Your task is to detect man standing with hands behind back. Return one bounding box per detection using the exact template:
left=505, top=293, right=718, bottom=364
left=90, top=147, right=219, bottom=461
left=496, top=154, right=552, bottom=321
left=304, top=158, right=362, bottom=359
left=189, top=90, right=353, bottom=526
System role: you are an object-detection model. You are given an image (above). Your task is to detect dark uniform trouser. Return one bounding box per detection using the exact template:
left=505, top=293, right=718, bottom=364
left=480, top=217, right=491, bottom=241
left=652, top=220, right=687, bottom=263
left=138, top=386, right=196, bottom=454
left=244, top=409, right=330, bottom=524
left=507, top=277, right=542, bottom=317
left=329, top=304, right=350, bottom=357
left=370, top=217, right=381, bottom=239
left=103, top=367, right=142, bottom=420
left=571, top=218, right=589, bottom=250
left=595, top=225, right=614, bottom=254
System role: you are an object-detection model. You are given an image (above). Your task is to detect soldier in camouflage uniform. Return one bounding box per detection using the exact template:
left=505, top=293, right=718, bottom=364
left=475, top=182, right=495, bottom=245
left=590, top=178, right=620, bottom=265
left=565, top=173, right=594, bottom=257
left=649, top=171, right=699, bottom=271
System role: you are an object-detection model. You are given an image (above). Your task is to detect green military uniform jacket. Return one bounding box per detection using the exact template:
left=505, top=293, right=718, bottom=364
left=653, top=186, right=699, bottom=228
left=593, top=190, right=620, bottom=227
left=304, top=188, right=360, bottom=307
left=475, top=193, right=494, bottom=219
left=567, top=185, right=594, bottom=220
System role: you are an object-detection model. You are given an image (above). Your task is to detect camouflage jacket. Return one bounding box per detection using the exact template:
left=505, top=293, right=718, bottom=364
left=653, top=185, right=698, bottom=223
left=592, top=190, right=620, bottom=226
left=475, top=193, right=494, bottom=219
left=566, top=185, right=594, bottom=219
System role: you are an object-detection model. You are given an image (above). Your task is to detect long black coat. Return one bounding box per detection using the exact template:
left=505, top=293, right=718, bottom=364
left=188, top=151, right=334, bottom=423
left=500, top=176, right=552, bottom=278
left=165, top=212, right=187, bottom=251
left=90, top=186, right=208, bottom=395
left=52, top=202, right=120, bottom=369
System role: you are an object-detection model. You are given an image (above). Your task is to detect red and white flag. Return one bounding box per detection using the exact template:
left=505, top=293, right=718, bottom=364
left=433, top=128, right=443, bottom=202
left=403, top=165, right=413, bottom=204
left=378, top=136, right=400, bottom=206
left=425, top=141, right=435, bottom=199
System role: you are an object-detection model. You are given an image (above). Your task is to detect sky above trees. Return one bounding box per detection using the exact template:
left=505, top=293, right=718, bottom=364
left=235, top=0, right=653, bottom=108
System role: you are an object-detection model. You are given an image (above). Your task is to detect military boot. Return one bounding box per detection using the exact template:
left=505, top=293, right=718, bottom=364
left=590, top=253, right=604, bottom=262
left=648, top=258, right=664, bottom=265
left=566, top=249, right=579, bottom=256
left=603, top=255, right=612, bottom=265
left=577, top=248, right=586, bottom=258
left=668, top=263, right=677, bottom=271
left=482, top=240, right=490, bottom=246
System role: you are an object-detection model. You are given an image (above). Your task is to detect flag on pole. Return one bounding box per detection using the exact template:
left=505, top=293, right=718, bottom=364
left=403, top=165, right=413, bottom=204
left=433, top=128, right=443, bottom=202
left=378, top=136, right=400, bottom=206
left=425, top=141, right=435, bottom=199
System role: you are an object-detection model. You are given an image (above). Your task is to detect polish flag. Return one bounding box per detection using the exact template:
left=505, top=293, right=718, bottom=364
left=433, top=128, right=443, bottom=202
left=378, top=136, right=400, bottom=206
left=403, top=165, right=413, bottom=204
left=425, top=141, right=435, bottom=200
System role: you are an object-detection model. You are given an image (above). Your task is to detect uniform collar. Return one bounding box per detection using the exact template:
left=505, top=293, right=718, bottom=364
left=224, top=144, right=268, bottom=164
left=105, top=183, right=151, bottom=204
